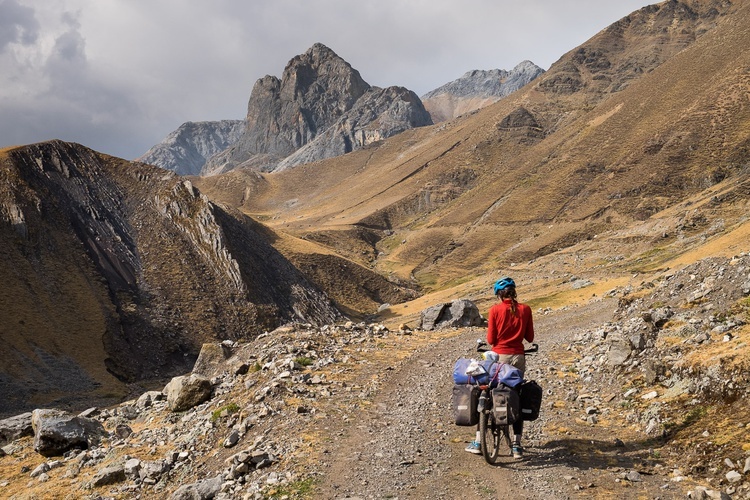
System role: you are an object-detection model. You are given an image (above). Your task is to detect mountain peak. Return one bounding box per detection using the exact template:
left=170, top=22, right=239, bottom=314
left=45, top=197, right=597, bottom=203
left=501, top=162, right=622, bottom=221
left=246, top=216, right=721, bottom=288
left=201, top=43, right=430, bottom=175
left=421, top=61, right=545, bottom=122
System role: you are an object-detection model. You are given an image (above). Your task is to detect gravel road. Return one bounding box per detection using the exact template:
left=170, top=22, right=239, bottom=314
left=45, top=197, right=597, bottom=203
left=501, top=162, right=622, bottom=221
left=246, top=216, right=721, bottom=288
left=313, top=298, right=685, bottom=499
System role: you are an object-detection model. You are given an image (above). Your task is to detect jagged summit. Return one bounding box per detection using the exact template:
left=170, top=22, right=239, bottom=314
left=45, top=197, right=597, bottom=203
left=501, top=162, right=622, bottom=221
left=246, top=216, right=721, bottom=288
left=423, top=61, right=544, bottom=99
left=142, top=43, right=432, bottom=176
left=421, top=61, right=545, bottom=122
left=202, top=43, right=431, bottom=175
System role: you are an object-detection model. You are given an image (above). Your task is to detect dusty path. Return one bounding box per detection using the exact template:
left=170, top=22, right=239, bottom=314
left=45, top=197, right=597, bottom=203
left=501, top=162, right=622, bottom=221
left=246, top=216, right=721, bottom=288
left=313, top=298, right=683, bottom=499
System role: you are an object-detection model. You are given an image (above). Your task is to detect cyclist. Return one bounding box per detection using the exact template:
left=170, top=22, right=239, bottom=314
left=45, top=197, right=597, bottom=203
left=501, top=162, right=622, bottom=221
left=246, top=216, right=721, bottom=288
left=465, top=276, right=535, bottom=459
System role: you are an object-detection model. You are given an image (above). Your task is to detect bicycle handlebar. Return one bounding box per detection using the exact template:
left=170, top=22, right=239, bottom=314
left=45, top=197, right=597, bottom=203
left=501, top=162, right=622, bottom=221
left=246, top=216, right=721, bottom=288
left=476, top=340, right=538, bottom=354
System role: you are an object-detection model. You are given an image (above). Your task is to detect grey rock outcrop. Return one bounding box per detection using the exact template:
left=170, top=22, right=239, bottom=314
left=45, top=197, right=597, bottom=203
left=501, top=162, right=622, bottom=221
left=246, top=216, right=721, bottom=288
left=203, top=43, right=431, bottom=175
left=191, top=343, right=233, bottom=378
left=0, top=412, right=33, bottom=444
left=421, top=61, right=544, bottom=122
left=275, top=85, right=431, bottom=172
left=420, top=299, right=483, bottom=330
left=138, top=120, right=244, bottom=175
left=92, top=465, right=126, bottom=486
left=164, top=374, right=212, bottom=412
left=31, top=409, right=106, bottom=457
left=169, top=475, right=223, bottom=500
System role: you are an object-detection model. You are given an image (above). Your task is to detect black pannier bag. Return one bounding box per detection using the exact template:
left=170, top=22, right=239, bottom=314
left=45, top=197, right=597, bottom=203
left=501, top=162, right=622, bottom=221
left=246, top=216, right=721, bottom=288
left=452, top=384, right=480, bottom=426
left=518, top=380, right=543, bottom=421
left=491, top=384, right=520, bottom=425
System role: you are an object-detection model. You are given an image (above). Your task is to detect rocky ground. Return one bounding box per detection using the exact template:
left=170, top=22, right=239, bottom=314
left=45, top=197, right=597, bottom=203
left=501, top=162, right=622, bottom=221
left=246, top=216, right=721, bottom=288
left=1, top=254, right=750, bottom=499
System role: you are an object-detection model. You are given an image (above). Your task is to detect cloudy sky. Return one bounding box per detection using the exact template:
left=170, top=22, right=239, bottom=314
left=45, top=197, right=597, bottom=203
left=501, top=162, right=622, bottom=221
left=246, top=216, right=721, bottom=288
left=1, top=0, right=652, bottom=160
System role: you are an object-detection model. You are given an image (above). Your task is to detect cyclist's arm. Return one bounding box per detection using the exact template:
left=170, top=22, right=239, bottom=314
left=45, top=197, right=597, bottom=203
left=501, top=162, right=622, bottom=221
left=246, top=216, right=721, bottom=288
left=486, top=306, right=498, bottom=346
left=523, top=305, right=535, bottom=343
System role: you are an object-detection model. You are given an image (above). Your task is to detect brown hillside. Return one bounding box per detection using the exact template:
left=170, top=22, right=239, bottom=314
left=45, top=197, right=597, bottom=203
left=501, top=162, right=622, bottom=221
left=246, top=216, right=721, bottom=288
left=196, top=0, right=749, bottom=292
left=0, top=141, right=342, bottom=416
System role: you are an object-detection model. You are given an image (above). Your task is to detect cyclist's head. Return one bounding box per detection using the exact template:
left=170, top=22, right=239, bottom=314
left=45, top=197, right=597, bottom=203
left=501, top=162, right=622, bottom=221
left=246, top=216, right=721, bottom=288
left=493, top=277, right=515, bottom=296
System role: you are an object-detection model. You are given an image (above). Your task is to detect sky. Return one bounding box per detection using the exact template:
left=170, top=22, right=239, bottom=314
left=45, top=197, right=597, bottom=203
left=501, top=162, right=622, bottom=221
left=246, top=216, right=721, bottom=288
left=1, top=0, right=653, bottom=160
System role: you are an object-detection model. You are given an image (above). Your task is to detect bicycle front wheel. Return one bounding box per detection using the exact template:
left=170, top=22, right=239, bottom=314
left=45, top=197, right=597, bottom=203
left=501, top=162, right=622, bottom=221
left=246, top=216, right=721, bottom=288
left=479, top=410, right=501, bottom=464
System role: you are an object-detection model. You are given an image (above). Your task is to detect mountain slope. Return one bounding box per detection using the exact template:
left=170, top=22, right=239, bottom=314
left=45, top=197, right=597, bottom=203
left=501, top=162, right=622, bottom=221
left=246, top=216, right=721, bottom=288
left=0, top=141, right=344, bottom=415
left=195, top=0, right=749, bottom=291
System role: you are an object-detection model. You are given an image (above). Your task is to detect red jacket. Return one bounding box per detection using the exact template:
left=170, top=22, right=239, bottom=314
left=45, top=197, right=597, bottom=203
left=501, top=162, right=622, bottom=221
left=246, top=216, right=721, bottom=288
left=487, top=299, right=534, bottom=355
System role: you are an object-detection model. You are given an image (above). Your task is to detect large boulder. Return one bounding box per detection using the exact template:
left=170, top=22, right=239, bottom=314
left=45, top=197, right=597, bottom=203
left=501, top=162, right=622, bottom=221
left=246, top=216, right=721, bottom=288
left=191, top=343, right=233, bottom=378
left=31, top=409, right=106, bottom=457
left=169, top=475, right=223, bottom=500
left=164, top=374, right=212, bottom=412
left=0, top=412, right=33, bottom=445
left=605, top=334, right=633, bottom=367
left=420, top=299, right=483, bottom=330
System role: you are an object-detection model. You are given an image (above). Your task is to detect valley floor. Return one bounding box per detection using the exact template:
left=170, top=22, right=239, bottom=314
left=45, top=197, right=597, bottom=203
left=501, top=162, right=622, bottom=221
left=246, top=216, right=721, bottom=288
left=2, top=296, right=747, bottom=499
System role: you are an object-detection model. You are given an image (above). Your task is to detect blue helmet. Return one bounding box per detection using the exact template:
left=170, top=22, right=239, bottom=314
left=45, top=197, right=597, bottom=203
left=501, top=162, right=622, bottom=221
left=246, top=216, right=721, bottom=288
left=493, top=277, right=516, bottom=295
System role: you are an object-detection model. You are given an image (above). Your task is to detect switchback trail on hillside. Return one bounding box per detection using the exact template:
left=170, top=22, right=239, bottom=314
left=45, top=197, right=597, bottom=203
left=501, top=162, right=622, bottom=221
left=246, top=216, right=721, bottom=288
left=312, top=298, right=684, bottom=499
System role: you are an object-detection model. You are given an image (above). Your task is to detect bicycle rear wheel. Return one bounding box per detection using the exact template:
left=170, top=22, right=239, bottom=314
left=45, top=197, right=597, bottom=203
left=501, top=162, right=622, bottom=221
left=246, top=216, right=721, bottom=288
left=479, top=410, right=501, bottom=464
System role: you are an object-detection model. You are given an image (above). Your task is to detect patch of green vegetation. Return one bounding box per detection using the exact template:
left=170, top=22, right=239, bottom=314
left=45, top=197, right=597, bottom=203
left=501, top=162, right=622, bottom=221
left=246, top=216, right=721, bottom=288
left=294, top=356, right=314, bottom=367
left=478, top=485, right=497, bottom=496
left=250, top=361, right=262, bottom=373
left=416, top=272, right=439, bottom=289
left=683, top=406, right=707, bottom=427
left=377, top=235, right=402, bottom=253
left=730, top=296, right=750, bottom=320
left=267, top=477, right=317, bottom=498
left=628, top=246, right=682, bottom=273
left=526, top=292, right=562, bottom=310
left=211, top=402, right=240, bottom=422
left=442, top=274, right=475, bottom=288
left=665, top=405, right=707, bottom=434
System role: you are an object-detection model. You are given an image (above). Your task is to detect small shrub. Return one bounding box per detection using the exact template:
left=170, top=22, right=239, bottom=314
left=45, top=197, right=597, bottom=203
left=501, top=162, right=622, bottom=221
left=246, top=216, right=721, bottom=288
left=294, top=356, right=314, bottom=367
left=211, top=402, right=240, bottom=422
left=682, top=406, right=706, bottom=426
left=268, top=477, right=316, bottom=498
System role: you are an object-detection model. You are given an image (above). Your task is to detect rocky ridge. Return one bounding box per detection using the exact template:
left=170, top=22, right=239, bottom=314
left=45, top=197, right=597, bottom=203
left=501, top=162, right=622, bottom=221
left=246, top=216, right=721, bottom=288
left=201, top=43, right=432, bottom=175
left=138, top=120, right=244, bottom=176
left=421, top=61, right=545, bottom=122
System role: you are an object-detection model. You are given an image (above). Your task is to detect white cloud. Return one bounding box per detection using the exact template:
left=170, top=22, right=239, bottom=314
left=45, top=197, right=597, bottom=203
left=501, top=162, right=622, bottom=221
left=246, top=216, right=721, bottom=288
left=0, top=0, right=652, bottom=160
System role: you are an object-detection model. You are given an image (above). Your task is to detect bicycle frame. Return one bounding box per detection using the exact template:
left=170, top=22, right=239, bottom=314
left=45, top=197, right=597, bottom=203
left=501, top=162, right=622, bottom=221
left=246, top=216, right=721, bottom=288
left=472, top=341, right=537, bottom=464
left=475, top=383, right=511, bottom=464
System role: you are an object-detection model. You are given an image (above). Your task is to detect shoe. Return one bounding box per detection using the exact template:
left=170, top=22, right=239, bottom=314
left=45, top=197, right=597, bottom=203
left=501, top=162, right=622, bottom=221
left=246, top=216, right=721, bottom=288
left=512, top=445, right=524, bottom=459
left=465, top=440, right=481, bottom=454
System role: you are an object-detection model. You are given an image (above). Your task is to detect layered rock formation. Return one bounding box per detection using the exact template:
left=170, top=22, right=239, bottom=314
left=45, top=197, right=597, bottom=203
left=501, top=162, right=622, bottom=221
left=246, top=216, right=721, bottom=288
left=0, top=140, right=341, bottom=416
left=137, top=120, right=243, bottom=175
left=421, top=61, right=545, bottom=122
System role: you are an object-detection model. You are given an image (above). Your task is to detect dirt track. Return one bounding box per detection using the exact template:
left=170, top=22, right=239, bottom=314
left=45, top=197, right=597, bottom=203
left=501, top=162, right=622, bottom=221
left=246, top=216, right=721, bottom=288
left=312, top=298, right=695, bottom=499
